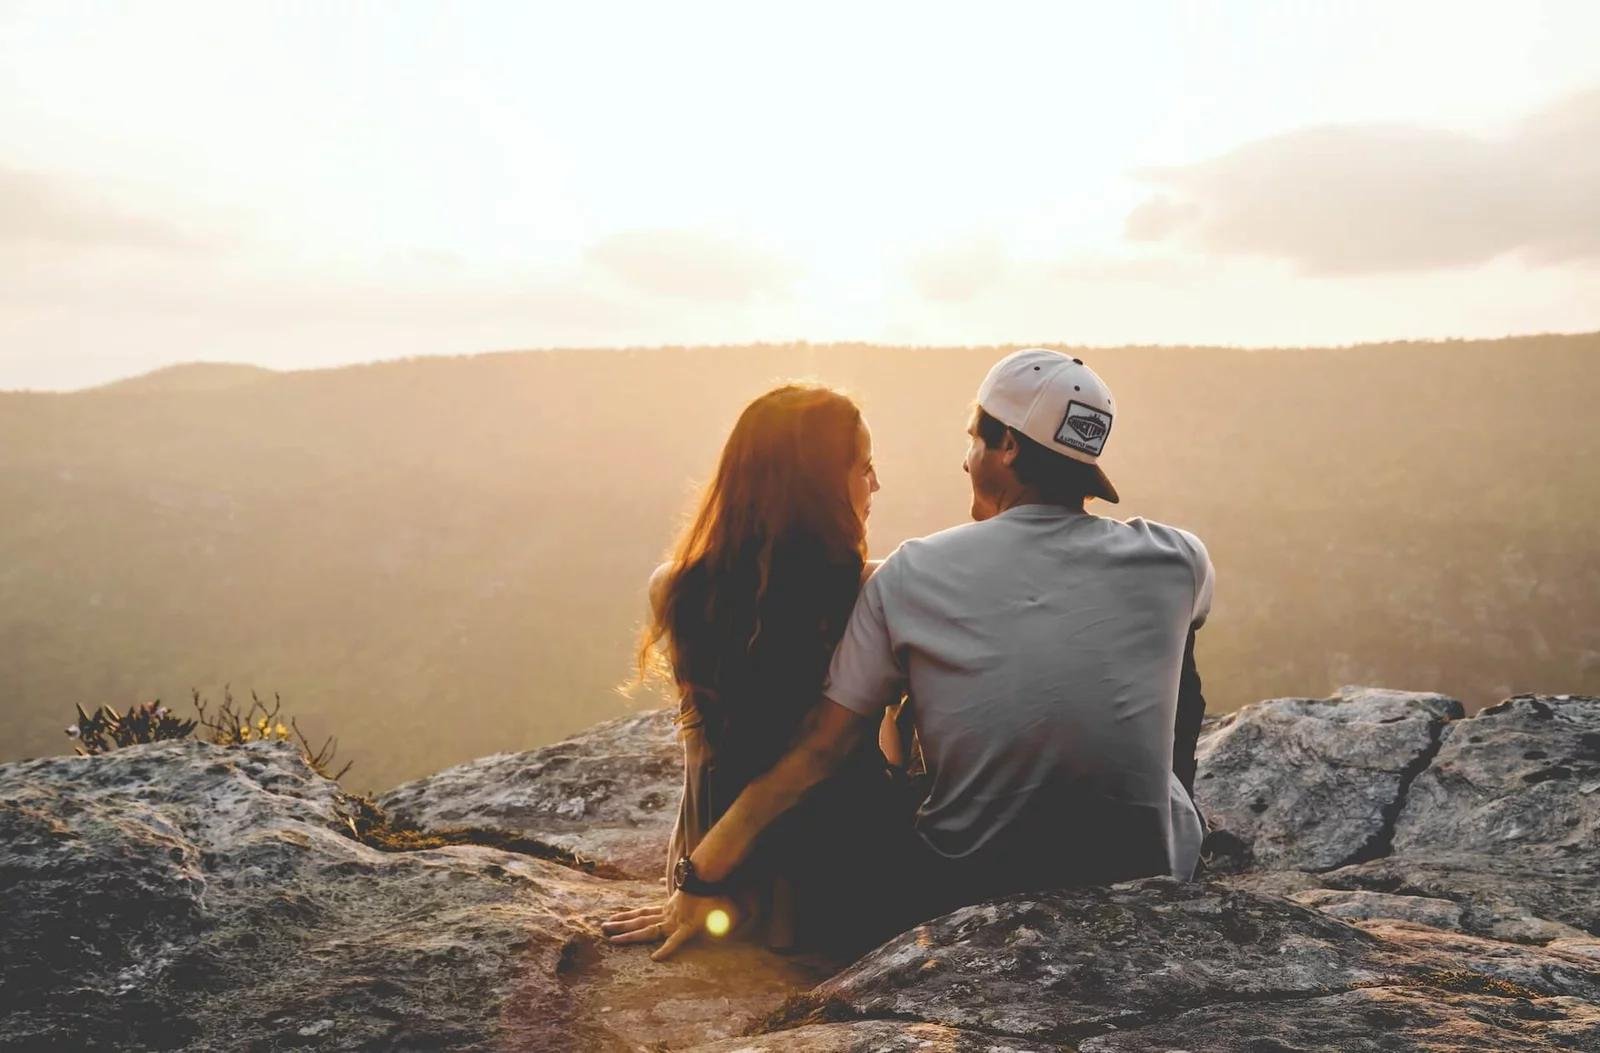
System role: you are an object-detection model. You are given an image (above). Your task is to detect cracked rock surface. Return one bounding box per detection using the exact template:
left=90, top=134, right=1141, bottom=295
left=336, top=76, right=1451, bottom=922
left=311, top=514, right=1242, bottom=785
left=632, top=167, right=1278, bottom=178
left=1193, top=686, right=1463, bottom=871
left=376, top=707, right=680, bottom=880
left=1392, top=694, right=1600, bottom=861
left=8, top=689, right=1600, bottom=1050
left=1075, top=987, right=1600, bottom=1052
left=1266, top=694, right=1600, bottom=946
left=748, top=878, right=1600, bottom=1048
left=0, top=738, right=826, bottom=1052
left=686, top=1020, right=1064, bottom=1051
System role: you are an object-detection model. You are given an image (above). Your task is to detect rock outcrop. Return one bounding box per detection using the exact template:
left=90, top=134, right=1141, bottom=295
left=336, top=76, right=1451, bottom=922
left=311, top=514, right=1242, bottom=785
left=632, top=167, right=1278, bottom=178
left=376, top=707, right=680, bottom=880
left=0, top=739, right=826, bottom=1052
left=1249, top=694, right=1600, bottom=951
left=755, top=880, right=1600, bottom=1051
left=1193, top=686, right=1463, bottom=871
left=5, top=689, right=1599, bottom=1051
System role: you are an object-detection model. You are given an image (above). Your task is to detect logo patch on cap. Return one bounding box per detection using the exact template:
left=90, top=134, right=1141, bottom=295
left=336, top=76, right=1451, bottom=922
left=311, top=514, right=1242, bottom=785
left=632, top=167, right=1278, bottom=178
left=1055, top=401, right=1112, bottom=456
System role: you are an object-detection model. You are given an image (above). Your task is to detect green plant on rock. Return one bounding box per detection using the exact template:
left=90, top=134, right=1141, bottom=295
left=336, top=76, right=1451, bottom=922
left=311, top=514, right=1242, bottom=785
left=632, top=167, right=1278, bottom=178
left=65, top=700, right=198, bottom=755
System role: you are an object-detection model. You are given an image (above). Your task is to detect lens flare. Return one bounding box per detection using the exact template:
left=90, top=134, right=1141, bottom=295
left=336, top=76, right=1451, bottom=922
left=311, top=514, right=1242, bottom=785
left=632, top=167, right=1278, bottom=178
left=705, top=908, right=732, bottom=937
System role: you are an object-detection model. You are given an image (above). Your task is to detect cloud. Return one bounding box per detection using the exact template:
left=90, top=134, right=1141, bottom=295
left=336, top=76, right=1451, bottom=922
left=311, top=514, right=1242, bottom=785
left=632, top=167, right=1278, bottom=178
left=0, top=251, right=654, bottom=333
left=0, top=166, right=212, bottom=252
left=584, top=228, right=793, bottom=303
left=906, top=236, right=1008, bottom=302
left=1125, top=87, right=1600, bottom=275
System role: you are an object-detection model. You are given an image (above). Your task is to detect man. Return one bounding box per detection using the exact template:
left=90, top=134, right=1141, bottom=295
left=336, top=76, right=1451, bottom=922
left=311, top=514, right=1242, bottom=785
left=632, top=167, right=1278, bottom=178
left=611, top=349, right=1213, bottom=961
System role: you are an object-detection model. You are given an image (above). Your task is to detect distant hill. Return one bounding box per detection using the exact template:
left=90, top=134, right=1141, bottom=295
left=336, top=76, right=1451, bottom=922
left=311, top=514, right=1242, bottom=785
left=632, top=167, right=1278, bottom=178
left=89, top=361, right=278, bottom=395
left=3, top=335, right=1598, bottom=792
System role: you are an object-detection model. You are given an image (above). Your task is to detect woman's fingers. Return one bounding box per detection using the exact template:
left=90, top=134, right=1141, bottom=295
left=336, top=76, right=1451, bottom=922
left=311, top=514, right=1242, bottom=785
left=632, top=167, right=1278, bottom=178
left=650, top=923, right=696, bottom=962
left=604, top=905, right=661, bottom=923
left=601, top=908, right=659, bottom=934
left=607, top=921, right=668, bottom=945
left=601, top=910, right=666, bottom=936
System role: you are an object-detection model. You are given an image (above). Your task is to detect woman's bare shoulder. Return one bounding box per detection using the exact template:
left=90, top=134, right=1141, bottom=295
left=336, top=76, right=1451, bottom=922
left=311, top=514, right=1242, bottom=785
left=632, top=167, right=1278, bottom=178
left=648, top=561, right=673, bottom=617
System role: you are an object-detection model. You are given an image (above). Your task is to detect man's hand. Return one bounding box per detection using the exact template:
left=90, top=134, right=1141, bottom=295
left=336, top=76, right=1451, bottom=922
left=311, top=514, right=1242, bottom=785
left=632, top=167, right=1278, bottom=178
left=601, top=890, right=740, bottom=961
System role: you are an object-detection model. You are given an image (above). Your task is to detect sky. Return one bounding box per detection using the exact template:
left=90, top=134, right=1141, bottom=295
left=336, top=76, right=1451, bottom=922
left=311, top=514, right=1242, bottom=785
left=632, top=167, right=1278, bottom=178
left=3, top=0, right=1598, bottom=391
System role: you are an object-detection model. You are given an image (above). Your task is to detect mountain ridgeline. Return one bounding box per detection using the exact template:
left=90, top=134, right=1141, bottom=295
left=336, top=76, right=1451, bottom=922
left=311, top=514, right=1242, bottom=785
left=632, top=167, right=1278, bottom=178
left=2, top=334, right=1596, bottom=792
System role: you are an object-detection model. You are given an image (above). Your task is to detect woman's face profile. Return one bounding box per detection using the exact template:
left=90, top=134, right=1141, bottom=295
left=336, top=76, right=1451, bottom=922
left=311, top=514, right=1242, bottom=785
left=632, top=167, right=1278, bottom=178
left=848, top=420, right=880, bottom=525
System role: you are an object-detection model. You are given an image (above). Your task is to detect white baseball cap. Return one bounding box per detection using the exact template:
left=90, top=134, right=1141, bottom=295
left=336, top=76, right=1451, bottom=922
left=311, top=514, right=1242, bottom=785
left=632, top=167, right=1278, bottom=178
left=976, top=348, right=1120, bottom=504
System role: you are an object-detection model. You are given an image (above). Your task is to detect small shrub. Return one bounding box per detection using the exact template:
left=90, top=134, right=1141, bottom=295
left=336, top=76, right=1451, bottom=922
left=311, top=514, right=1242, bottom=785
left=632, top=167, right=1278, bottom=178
left=63, top=685, right=354, bottom=782
left=65, top=700, right=197, bottom=756
left=192, top=685, right=353, bottom=781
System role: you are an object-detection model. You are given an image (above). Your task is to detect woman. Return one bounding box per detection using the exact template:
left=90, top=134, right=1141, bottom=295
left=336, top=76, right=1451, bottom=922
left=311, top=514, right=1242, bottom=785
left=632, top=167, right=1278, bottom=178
left=601, top=383, right=906, bottom=956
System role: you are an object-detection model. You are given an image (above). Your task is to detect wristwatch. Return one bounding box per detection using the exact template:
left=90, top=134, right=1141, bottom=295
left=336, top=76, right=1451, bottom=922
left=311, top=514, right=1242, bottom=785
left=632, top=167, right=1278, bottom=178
left=673, top=855, right=728, bottom=896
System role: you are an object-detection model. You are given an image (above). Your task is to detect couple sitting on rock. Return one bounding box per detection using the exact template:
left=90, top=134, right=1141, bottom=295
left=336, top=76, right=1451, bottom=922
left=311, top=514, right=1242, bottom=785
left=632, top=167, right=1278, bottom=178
left=603, top=349, right=1214, bottom=961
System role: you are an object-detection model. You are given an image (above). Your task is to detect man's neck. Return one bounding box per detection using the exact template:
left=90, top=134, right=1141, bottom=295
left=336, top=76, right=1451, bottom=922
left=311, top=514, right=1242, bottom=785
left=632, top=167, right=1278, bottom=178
left=995, top=488, right=1084, bottom=516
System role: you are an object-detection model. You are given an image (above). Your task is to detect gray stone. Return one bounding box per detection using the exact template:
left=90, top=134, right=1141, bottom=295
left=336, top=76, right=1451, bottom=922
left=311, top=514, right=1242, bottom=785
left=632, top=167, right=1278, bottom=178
left=377, top=706, right=680, bottom=879
left=1321, top=855, right=1600, bottom=944
left=761, top=878, right=1466, bottom=1044
left=1292, top=887, right=1466, bottom=930
left=0, top=737, right=825, bottom=1052
left=10, top=687, right=1600, bottom=1052
left=1391, top=694, right=1600, bottom=864
left=686, top=1020, right=1063, bottom=1052
left=1076, top=987, right=1600, bottom=1052
left=1291, top=696, right=1600, bottom=944
left=1355, top=920, right=1600, bottom=1004
left=1550, top=938, right=1600, bottom=962
left=1193, top=686, right=1463, bottom=872
left=1212, top=867, right=1325, bottom=898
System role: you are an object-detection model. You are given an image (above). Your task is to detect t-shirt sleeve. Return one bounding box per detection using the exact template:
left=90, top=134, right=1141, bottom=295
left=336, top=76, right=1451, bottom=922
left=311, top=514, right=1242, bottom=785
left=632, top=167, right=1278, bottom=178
left=822, top=565, right=906, bottom=717
left=1180, top=529, right=1215, bottom=630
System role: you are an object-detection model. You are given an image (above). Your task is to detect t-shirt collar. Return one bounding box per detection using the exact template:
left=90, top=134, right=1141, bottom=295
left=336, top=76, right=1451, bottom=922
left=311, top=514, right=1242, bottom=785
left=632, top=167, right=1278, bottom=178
left=993, top=502, right=1090, bottom=521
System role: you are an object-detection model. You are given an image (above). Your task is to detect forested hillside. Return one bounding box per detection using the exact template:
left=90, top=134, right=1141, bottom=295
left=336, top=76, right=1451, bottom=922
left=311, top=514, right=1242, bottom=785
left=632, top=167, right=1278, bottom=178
left=3, top=334, right=1596, bottom=791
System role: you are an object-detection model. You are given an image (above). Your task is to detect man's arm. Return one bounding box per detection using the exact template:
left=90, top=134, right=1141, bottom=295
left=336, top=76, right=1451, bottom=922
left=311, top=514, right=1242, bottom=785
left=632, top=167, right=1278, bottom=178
left=1172, top=628, right=1205, bottom=799
left=692, top=697, right=869, bottom=882
left=630, top=556, right=903, bottom=960
left=643, top=698, right=870, bottom=960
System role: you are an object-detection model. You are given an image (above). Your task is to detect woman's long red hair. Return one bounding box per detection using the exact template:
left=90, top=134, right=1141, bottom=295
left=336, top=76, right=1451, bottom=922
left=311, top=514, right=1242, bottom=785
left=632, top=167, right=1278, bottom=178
left=639, top=384, right=867, bottom=759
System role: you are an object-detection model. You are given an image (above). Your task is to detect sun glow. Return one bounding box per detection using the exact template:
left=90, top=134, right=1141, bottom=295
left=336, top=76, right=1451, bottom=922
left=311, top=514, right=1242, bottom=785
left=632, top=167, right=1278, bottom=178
left=2, top=2, right=1599, bottom=390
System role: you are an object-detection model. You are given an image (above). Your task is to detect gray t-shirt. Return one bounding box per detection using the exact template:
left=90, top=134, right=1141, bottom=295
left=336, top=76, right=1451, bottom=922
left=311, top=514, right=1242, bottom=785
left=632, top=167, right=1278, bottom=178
left=823, top=504, right=1214, bottom=871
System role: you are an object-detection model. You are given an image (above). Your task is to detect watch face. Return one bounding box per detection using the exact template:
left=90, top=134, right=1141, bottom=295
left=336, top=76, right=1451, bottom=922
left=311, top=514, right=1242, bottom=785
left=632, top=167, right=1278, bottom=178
left=673, top=856, right=690, bottom=887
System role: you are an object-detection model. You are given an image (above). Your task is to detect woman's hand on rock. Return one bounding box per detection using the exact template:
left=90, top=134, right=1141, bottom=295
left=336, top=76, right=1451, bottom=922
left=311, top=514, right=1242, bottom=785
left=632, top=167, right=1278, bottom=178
left=651, top=890, right=739, bottom=961
left=601, top=904, right=669, bottom=945
left=601, top=891, right=741, bottom=960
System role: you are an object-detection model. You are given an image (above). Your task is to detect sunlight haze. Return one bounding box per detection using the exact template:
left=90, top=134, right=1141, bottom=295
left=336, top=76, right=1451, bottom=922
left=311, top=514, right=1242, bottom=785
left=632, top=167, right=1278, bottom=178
left=3, top=0, right=1599, bottom=389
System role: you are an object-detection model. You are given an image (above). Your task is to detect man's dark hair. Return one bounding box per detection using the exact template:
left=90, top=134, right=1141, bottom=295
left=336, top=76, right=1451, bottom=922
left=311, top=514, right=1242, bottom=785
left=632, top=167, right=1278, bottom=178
left=973, top=406, right=1099, bottom=505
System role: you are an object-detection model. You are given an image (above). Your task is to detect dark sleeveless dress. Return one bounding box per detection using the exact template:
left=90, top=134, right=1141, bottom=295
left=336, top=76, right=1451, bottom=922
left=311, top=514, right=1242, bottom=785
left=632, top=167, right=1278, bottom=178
left=662, top=551, right=900, bottom=956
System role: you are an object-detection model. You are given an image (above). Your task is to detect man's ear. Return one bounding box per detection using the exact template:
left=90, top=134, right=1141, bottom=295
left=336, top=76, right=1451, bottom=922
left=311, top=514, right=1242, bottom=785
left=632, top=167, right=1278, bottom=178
left=999, top=428, right=1022, bottom=468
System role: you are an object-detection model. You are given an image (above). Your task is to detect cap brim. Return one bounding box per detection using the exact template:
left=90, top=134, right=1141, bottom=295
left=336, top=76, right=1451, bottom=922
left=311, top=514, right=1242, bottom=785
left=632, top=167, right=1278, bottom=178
left=1090, top=463, right=1120, bottom=504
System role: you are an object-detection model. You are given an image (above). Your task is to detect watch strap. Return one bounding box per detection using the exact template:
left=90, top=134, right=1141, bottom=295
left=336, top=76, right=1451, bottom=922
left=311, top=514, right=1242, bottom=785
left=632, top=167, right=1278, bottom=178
left=675, top=855, right=727, bottom=896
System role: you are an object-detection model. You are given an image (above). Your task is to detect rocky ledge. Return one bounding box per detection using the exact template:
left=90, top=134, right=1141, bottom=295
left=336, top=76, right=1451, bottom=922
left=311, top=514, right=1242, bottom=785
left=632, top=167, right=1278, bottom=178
left=5, top=688, right=1599, bottom=1051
